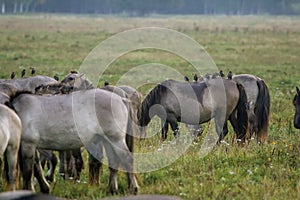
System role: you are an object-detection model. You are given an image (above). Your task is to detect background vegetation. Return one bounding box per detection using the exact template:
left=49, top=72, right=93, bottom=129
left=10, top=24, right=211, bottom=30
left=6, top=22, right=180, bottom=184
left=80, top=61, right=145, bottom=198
left=2, top=0, right=300, bottom=15
left=0, top=15, right=300, bottom=199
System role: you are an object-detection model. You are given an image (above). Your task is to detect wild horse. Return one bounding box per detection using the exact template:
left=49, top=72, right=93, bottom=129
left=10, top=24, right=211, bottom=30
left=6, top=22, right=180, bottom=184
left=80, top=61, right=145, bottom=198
left=60, top=71, right=143, bottom=185
left=138, top=78, right=249, bottom=143
left=9, top=89, right=139, bottom=194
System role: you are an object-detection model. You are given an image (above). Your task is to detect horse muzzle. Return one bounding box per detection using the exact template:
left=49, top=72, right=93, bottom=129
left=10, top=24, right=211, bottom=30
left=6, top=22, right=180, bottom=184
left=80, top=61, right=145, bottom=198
left=294, top=114, right=300, bottom=129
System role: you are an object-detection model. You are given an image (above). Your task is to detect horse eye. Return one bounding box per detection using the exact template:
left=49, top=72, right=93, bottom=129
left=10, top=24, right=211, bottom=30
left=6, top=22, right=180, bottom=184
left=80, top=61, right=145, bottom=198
left=68, top=77, right=74, bottom=81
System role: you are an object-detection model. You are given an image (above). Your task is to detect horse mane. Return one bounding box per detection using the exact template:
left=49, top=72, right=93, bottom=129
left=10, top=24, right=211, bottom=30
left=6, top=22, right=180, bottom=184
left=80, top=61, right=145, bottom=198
left=5, top=90, right=33, bottom=110
left=8, top=90, right=33, bottom=100
left=138, top=82, right=167, bottom=126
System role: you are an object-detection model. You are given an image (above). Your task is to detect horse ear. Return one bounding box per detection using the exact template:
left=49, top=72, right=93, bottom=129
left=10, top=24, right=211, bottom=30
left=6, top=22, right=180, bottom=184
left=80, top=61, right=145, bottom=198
left=79, top=73, right=85, bottom=78
left=296, top=87, right=300, bottom=94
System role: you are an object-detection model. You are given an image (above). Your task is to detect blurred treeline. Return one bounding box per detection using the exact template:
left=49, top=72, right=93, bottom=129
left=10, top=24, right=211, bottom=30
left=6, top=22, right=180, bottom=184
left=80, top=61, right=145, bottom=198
left=1, top=0, right=300, bottom=15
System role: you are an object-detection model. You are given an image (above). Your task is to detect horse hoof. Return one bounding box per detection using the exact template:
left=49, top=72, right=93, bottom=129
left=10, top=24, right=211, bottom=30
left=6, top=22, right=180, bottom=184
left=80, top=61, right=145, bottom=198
left=107, top=188, right=118, bottom=196
left=133, top=187, right=138, bottom=195
left=41, top=187, right=50, bottom=194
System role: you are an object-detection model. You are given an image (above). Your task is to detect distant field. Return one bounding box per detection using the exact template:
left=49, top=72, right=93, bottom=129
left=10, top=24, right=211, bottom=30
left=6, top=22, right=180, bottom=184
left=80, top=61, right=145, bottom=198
left=1, top=15, right=300, bottom=200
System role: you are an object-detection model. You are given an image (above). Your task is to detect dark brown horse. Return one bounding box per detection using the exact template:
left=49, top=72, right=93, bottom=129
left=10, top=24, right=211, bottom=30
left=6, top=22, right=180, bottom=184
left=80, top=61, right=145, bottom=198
left=294, top=87, right=300, bottom=129
left=138, top=78, right=248, bottom=143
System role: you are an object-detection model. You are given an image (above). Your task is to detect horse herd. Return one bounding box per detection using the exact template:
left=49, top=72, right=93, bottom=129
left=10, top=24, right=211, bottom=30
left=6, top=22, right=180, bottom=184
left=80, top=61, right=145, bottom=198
left=0, top=70, right=299, bottom=196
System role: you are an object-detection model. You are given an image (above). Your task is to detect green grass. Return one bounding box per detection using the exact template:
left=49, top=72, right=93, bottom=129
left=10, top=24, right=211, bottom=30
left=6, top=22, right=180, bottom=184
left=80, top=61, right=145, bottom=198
left=1, top=15, right=300, bottom=199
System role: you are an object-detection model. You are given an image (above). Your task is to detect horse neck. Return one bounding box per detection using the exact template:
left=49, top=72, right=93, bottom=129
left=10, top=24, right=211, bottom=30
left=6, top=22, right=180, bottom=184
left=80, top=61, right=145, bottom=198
left=138, top=84, right=163, bottom=126
left=78, top=79, right=94, bottom=90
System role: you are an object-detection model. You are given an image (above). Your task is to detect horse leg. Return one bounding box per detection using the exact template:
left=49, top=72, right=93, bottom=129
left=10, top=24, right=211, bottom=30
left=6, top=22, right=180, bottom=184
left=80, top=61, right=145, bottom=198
left=229, top=113, right=246, bottom=143
left=161, top=121, right=169, bottom=141
left=39, top=151, right=46, bottom=169
left=214, top=112, right=227, bottom=142
left=169, top=119, right=180, bottom=138
left=107, top=140, right=138, bottom=195
left=4, top=143, right=19, bottom=190
left=223, top=122, right=229, bottom=138
left=248, top=112, right=256, bottom=139
left=20, top=143, right=36, bottom=191
left=33, top=151, right=50, bottom=193
left=88, top=153, right=102, bottom=185
left=58, top=151, right=65, bottom=178
left=103, top=141, right=120, bottom=195
left=71, top=148, right=84, bottom=181
left=45, top=151, right=57, bottom=182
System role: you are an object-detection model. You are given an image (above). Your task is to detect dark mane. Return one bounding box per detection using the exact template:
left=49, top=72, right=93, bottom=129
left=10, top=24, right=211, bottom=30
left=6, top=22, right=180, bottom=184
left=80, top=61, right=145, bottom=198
left=5, top=90, right=33, bottom=110
left=138, top=82, right=167, bottom=126
left=9, top=90, right=33, bottom=100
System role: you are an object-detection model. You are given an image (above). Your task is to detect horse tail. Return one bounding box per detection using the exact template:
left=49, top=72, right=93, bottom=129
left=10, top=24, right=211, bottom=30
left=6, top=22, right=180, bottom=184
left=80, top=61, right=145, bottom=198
left=255, top=79, right=270, bottom=142
left=236, top=83, right=249, bottom=142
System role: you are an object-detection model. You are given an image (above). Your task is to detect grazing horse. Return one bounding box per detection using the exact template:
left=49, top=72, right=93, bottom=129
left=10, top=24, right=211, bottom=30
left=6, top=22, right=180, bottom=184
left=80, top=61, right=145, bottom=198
left=138, top=78, right=248, bottom=142
left=293, top=87, right=300, bottom=129
left=60, top=71, right=144, bottom=185
left=232, top=74, right=270, bottom=143
left=9, top=89, right=139, bottom=194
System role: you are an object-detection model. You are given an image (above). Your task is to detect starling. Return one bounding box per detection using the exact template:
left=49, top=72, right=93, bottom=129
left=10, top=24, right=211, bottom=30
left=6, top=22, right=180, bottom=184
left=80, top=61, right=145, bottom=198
left=10, top=72, right=15, bottom=79
left=30, top=67, right=35, bottom=75
left=184, top=76, right=189, bottom=82
left=104, top=81, right=109, bottom=86
left=21, top=69, right=26, bottom=78
left=227, top=71, right=233, bottom=80
left=193, top=74, right=198, bottom=82
left=53, top=75, right=59, bottom=81
left=220, top=70, right=225, bottom=77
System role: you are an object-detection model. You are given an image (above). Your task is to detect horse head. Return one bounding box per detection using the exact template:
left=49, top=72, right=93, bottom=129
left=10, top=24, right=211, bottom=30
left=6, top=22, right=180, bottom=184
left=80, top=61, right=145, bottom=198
left=294, top=86, right=300, bottom=129
left=61, top=71, right=93, bottom=90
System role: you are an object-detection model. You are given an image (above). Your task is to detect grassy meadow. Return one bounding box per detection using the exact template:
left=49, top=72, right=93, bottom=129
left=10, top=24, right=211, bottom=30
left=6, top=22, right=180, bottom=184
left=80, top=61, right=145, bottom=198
left=1, top=15, right=300, bottom=199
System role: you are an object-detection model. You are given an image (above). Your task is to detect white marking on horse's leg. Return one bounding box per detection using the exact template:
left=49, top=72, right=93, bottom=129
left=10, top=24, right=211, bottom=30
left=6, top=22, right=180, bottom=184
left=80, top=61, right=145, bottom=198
left=33, top=156, right=50, bottom=193
left=108, top=167, right=118, bottom=195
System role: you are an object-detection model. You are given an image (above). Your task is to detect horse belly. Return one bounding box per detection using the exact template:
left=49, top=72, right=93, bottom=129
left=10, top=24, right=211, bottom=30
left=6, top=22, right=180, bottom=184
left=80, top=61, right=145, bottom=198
left=37, top=130, right=83, bottom=151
